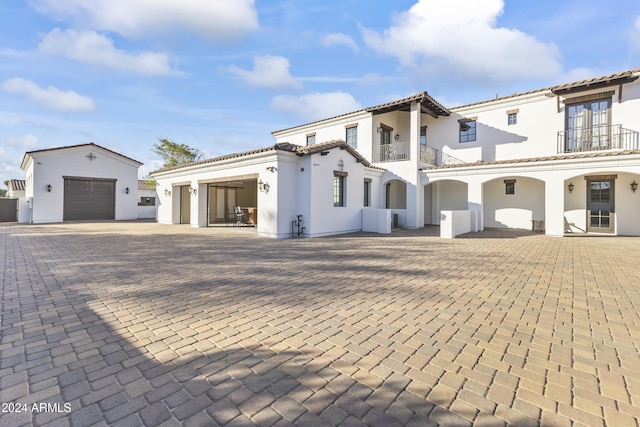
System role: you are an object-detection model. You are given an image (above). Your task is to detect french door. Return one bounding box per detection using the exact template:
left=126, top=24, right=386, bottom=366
left=587, top=180, right=614, bottom=233
left=565, top=98, right=611, bottom=151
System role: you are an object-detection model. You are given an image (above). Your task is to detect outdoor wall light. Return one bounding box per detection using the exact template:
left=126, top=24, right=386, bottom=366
left=568, top=182, right=574, bottom=193
left=189, top=186, right=197, bottom=196
left=47, top=184, right=52, bottom=192
left=632, top=181, right=638, bottom=193
left=164, top=189, right=171, bottom=197
left=125, top=187, right=130, bottom=194
left=266, top=166, right=277, bottom=172
left=258, top=179, right=270, bottom=194
left=395, top=134, right=400, bottom=141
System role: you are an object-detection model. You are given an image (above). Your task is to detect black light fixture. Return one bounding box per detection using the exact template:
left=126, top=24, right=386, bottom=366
left=632, top=181, right=638, bottom=193
left=47, top=184, right=52, bottom=192
left=125, top=187, right=130, bottom=194
left=568, top=182, right=574, bottom=193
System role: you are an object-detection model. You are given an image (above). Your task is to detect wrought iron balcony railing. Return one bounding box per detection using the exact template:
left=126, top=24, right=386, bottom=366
left=420, top=145, right=437, bottom=165
left=558, top=124, right=639, bottom=153
left=374, top=141, right=410, bottom=162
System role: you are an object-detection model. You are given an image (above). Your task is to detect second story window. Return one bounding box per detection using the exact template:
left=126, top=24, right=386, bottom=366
left=346, top=126, right=358, bottom=149
left=379, top=124, right=392, bottom=145
left=459, top=119, right=476, bottom=143
left=508, top=113, right=517, bottom=125
left=306, top=133, right=316, bottom=146
left=420, top=126, right=427, bottom=149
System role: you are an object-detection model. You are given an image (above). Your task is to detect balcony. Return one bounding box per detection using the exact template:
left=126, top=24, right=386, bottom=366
left=558, top=124, right=639, bottom=153
left=374, top=141, right=410, bottom=163
left=420, top=145, right=437, bottom=165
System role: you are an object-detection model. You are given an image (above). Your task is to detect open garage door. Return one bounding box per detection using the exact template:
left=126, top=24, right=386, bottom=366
left=64, top=177, right=115, bottom=220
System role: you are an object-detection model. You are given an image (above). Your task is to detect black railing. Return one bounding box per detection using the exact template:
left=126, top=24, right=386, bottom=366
left=558, top=124, right=639, bottom=153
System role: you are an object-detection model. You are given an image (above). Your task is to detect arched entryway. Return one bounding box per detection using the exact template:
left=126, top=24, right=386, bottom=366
left=482, top=176, right=545, bottom=230
left=423, top=179, right=468, bottom=225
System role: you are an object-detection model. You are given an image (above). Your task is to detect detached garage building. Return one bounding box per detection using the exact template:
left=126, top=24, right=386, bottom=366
left=20, top=143, right=142, bottom=223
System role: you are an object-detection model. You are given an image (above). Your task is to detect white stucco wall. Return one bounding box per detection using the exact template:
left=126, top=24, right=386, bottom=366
left=273, top=112, right=373, bottom=158
left=137, top=188, right=158, bottom=219
left=423, top=80, right=640, bottom=165
left=564, top=171, right=640, bottom=236
left=615, top=172, right=640, bottom=236
left=483, top=177, right=545, bottom=229
left=24, top=145, right=140, bottom=223
left=305, top=149, right=365, bottom=237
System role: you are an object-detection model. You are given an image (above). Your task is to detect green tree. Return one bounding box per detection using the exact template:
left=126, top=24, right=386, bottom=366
left=153, top=138, right=203, bottom=168
left=1, top=180, right=8, bottom=198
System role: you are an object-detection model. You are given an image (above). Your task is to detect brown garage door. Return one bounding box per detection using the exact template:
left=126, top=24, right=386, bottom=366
left=0, top=198, right=18, bottom=222
left=63, top=178, right=115, bottom=220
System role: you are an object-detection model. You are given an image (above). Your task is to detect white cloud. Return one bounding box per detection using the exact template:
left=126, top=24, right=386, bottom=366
left=322, top=33, right=359, bottom=53
left=631, top=16, right=640, bottom=51
left=271, top=92, right=362, bottom=122
left=7, top=134, right=40, bottom=149
left=39, top=29, right=173, bottom=76
left=361, top=0, right=562, bottom=82
left=29, top=0, right=259, bottom=42
left=1, top=78, right=95, bottom=112
left=226, top=55, right=302, bottom=90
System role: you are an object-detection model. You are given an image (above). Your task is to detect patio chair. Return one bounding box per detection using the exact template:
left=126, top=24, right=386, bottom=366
left=233, top=206, right=246, bottom=226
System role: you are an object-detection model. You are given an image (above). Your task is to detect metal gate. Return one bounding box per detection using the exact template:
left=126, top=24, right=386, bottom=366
left=0, top=198, right=18, bottom=222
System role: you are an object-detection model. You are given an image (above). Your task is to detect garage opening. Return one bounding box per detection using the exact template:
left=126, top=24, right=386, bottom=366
left=63, top=177, right=115, bottom=221
left=208, top=180, right=258, bottom=226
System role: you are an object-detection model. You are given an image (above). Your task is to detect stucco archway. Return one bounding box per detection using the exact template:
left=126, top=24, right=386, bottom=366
left=423, top=179, right=468, bottom=226
left=482, top=176, right=545, bottom=230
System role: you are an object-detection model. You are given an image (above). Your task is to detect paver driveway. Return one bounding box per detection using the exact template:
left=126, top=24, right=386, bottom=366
left=1, top=222, right=640, bottom=427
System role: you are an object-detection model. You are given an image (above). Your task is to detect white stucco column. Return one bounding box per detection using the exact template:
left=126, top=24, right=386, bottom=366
left=545, top=177, right=565, bottom=236
left=467, top=179, right=483, bottom=232
left=405, top=101, right=423, bottom=229
left=196, top=182, right=208, bottom=227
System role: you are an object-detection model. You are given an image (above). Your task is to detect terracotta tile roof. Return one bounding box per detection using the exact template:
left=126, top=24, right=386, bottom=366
left=9, top=179, right=25, bottom=191
left=430, top=149, right=640, bottom=170
left=452, top=68, right=640, bottom=110
left=150, top=141, right=383, bottom=174
left=295, top=139, right=383, bottom=169
left=22, top=142, right=143, bottom=168
left=271, top=92, right=449, bottom=135
left=150, top=144, right=287, bottom=174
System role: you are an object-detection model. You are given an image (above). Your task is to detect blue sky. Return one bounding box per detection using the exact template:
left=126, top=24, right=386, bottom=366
left=1, top=0, right=640, bottom=184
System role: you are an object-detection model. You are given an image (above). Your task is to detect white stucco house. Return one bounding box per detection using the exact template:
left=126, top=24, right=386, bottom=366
left=7, top=179, right=26, bottom=198
left=20, top=143, right=143, bottom=223
left=154, top=68, right=640, bottom=238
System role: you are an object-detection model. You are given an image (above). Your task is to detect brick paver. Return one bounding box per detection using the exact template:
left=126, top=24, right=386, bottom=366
left=1, top=222, right=640, bottom=426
